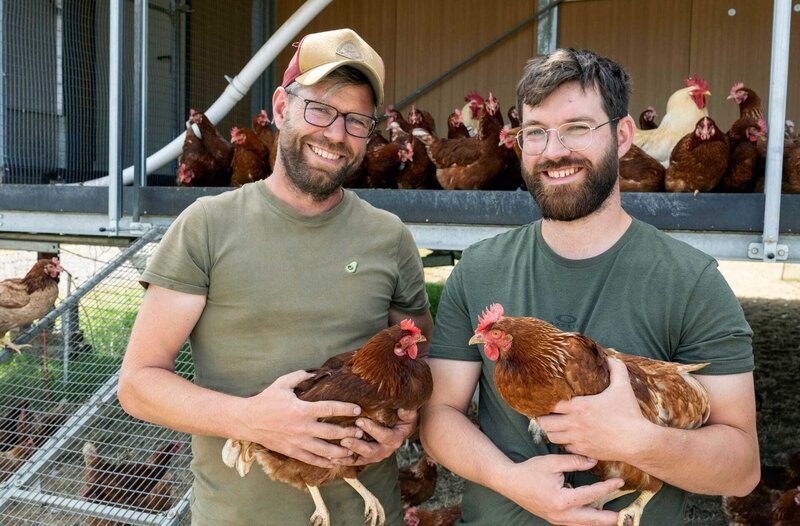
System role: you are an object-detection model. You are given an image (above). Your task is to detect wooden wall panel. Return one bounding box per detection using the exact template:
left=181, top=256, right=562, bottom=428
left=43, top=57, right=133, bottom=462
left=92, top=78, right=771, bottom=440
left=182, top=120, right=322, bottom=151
left=558, top=0, right=693, bottom=125
left=392, top=1, right=537, bottom=134
left=275, top=1, right=536, bottom=134
left=689, top=0, right=800, bottom=132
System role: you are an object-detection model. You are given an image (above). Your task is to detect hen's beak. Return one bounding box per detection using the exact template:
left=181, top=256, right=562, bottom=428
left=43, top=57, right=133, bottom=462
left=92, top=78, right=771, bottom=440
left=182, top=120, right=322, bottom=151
left=415, top=334, right=427, bottom=343
left=726, top=94, right=735, bottom=100
left=468, top=334, right=484, bottom=346
left=704, top=90, right=712, bottom=96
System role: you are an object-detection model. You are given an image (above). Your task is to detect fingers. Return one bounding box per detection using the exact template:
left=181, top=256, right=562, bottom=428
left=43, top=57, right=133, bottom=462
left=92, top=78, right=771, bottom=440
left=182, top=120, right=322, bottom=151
left=303, top=399, right=362, bottom=419
left=275, top=369, right=316, bottom=388
left=607, top=357, right=630, bottom=385
left=561, top=477, right=625, bottom=510
left=548, top=454, right=600, bottom=473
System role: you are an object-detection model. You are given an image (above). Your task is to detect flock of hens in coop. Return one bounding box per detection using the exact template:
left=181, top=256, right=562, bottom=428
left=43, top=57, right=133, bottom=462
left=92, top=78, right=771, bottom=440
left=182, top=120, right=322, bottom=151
left=176, top=79, right=800, bottom=194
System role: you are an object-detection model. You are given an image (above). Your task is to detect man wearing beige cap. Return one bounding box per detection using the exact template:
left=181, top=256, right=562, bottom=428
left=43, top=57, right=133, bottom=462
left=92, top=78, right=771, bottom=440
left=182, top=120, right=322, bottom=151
left=119, top=28, right=431, bottom=526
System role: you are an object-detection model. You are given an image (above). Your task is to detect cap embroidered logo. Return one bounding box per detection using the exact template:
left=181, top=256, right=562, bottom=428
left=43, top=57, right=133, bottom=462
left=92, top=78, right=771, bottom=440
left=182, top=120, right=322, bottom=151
left=335, top=41, right=363, bottom=61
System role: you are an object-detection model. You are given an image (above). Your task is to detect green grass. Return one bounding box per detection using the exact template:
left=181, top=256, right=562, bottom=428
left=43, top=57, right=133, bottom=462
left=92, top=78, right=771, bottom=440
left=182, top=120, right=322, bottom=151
left=426, top=282, right=444, bottom=320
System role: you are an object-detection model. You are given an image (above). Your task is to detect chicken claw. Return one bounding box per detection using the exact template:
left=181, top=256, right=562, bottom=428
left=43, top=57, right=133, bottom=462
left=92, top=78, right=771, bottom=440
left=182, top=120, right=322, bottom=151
left=221, top=439, right=242, bottom=470
left=617, top=490, right=655, bottom=526
left=308, top=485, right=331, bottom=526
left=1, top=336, right=30, bottom=354
left=344, top=477, right=385, bottom=526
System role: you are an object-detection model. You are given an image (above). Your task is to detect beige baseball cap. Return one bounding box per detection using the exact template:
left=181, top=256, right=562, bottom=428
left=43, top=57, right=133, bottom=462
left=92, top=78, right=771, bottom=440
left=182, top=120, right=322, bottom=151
left=281, top=28, right=385, bottom=108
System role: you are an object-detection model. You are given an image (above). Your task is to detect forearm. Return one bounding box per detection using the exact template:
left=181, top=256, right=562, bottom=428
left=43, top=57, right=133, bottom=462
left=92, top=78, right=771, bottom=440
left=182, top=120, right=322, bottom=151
left=630, top=421, right=759, bottom=496
left=118, top=365, right=251, bottom=440
left=420, top=403, right=511, bottom=494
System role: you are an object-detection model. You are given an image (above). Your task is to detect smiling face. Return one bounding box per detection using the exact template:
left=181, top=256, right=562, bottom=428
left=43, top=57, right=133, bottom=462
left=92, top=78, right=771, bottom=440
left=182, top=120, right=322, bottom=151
left=520, top=81, right=621, bottom=222
left=274, top=80, right=373, bottom=201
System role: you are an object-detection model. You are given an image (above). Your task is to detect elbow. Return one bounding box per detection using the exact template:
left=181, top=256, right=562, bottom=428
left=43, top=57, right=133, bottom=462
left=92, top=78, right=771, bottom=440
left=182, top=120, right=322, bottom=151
left=735, top=463, right=761, bottom=497
left=117, top=367, right=142, bottom=419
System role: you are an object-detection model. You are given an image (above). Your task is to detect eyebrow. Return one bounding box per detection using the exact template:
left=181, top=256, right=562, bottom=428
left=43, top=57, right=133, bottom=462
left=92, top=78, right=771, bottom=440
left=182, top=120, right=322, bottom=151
left=522, top=116, right=600, bottom=127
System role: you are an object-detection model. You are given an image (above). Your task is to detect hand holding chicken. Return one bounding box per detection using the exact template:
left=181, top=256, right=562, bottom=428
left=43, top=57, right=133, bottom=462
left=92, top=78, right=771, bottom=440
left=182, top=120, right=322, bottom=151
left=222, top=320, right=432, bottom=526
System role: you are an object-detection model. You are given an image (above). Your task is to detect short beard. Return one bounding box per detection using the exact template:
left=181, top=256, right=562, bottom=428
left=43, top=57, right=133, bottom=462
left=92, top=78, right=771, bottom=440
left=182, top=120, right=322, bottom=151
left=523, top=144, right=619, bottom=221
left=278, top=120, right=363, bottom=202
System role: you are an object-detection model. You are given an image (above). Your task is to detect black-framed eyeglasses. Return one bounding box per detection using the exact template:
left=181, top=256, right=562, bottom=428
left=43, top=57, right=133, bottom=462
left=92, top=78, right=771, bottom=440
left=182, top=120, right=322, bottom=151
left=287, top=92, right=377, bottom=138
left=515, top=117, right=621, bottom=155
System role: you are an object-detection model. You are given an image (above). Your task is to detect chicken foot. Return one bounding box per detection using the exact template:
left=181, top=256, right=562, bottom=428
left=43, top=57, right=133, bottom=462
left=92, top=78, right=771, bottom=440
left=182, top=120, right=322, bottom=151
left=616, top=489, right=656, bottom=526
left=344, top=477, right=385, bottom=526
left=221, top=439, right=256, bottom=477
left=0, top=335, right=30, bottom=354
left=308, top=485, right=330, bottom=526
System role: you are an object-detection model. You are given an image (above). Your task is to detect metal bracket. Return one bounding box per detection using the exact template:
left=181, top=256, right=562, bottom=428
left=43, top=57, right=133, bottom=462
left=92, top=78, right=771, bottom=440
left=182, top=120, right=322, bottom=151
left=129, top=222, right=153, bottom=235
left=748, top=242, right=789, bottom=261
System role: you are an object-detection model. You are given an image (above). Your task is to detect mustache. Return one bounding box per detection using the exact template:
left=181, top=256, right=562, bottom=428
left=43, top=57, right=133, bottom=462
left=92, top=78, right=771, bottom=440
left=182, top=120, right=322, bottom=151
left=534, top=158, right=590, bottom=173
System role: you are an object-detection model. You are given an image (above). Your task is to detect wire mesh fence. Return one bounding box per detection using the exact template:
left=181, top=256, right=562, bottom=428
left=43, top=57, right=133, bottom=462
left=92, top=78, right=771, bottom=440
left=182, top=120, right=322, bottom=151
left=0, top=228, right=194, bottom=525
left=1, top=0, right=260, bottom=186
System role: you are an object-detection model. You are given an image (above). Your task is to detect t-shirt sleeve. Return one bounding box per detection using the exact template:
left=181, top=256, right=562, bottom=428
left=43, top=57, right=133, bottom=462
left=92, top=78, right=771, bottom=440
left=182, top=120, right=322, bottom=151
left=674, top=261, right=754, bottom=374
left=390, top=225, right=429, bottom=314
left=140, top=200, right=212, bottom=295
left=429, top=258, right=482, bottom=362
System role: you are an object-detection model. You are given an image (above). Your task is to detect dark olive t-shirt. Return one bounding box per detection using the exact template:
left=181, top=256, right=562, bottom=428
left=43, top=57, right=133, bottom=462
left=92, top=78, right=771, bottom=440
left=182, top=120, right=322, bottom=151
left=140, top=181, right=429, bottom=525
left=430, top=219, right=753, bottom=525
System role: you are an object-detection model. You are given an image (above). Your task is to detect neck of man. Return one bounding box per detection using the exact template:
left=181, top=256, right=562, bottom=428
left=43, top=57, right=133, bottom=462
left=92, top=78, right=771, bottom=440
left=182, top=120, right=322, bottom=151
left=539, top=185, right=632, bottom=260
left=264, top=165, right=344, bottom=217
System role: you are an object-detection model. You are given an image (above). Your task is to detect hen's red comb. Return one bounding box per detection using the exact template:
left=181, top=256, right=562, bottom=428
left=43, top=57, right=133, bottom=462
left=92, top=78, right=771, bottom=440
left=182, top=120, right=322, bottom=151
left=400, top=319, right=420, bottom=337
left=684, top=76, right=708, bottom=92
left=477, top=303, right=504, bottom=333
left=465, top=92, right=485, bottom=105
left=230, top=126, right=240, bottom=138
left=51, top=257, right=60, bottom=264
left=730, top=82, right=744, bottom=96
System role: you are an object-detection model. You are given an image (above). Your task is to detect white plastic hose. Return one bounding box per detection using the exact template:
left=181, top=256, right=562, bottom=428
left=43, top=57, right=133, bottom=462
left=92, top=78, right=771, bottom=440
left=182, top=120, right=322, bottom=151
left=82, top=0, right=333, bottom=186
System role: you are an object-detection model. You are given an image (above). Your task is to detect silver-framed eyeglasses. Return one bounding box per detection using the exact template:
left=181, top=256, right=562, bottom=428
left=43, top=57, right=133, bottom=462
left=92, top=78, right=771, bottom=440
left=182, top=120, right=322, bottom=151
left=287, top=92, right=377, bottom=138
left=515, top=117, right=621, bottom=155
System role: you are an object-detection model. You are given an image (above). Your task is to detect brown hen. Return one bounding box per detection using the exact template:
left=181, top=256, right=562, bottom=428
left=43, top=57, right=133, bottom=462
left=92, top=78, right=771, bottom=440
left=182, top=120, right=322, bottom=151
left=222, top=320, right=433, bottom=526
left=230, top=126, right=270, bottom=187
left=719, top=117, right=766, bottom=192
left=404, top=504, right=462, bottom=526
left=82, top=441, right=181, bottom=521
left=728, top=82, right=765, bottom=121
left=665, top=116, right=729, bottom=193
left=469, top=303, right=710, bottom=526
left=399, top=451, right=438, bottom=506
left=619, top=144, right=665, bottom=192
left=0, top=258, right=62, bottom=353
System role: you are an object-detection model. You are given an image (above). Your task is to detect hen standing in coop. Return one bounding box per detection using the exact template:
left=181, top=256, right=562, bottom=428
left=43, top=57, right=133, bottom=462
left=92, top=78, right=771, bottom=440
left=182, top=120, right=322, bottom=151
left=665, top=116, right=729, bottom=193
left=633, top=76, right=711, bottom=167
left=230, top=126, right=270, bottom=187
left=420, top=48, right=758, bottom=526
left=728, top=82, right=765, bottom=121
left=119, top=28, right=432, bottom=526
left=638, top=106, right=659, bottom=130
left=0, top=257, right=63, bottom=354
left=719, top=117, right=767, bottom=193
left=81, top=441, right=181, bottom=525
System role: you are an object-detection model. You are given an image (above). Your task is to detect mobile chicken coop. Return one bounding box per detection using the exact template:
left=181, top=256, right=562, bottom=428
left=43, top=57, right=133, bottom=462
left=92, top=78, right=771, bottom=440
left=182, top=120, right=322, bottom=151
left=0, top=0, right=798, bottom=524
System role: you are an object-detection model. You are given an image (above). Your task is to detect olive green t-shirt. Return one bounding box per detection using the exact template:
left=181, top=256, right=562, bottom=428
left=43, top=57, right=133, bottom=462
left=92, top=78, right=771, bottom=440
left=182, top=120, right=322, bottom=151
left=140, top=181, right=429, bottom=526
left=430, top=219, right=753, bottom=526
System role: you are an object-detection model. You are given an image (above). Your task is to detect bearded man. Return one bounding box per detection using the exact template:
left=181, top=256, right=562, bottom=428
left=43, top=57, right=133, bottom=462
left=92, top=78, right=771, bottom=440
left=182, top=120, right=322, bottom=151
left=119, top=28, right=432, bottom=525
left=420, top=48, right=759, bottom=526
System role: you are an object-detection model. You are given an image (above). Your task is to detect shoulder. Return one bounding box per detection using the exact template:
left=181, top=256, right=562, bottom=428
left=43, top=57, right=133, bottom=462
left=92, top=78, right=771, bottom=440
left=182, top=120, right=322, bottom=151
left=347, top=191, right=406, bottom=229
left=630, top=220, right=716, bottom=274
left=460, top=224, right=534, bottom=266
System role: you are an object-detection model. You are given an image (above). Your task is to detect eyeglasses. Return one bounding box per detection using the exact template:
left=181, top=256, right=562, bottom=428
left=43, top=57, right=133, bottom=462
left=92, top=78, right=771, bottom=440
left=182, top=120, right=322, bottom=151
left=515, top=117, right=620, bottom=155
left=287, top=92, right=377, bottom=138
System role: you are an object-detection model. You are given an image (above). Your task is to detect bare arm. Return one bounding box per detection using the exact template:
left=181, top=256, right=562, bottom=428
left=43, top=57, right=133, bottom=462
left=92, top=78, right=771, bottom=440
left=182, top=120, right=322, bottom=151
left=118, top=284, right=364, bottom=468
left=336, top=307, right=434, bottom=466
left=420, top=358, right=622, bottom=526
left=539, top=359, right=760, bottom=496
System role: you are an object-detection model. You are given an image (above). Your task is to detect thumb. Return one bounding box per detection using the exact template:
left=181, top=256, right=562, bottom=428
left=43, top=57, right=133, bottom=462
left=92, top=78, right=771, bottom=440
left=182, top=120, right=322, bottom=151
left=274, top=369, right=315, bottom=389
left=607, top=357, right=630, bottom=386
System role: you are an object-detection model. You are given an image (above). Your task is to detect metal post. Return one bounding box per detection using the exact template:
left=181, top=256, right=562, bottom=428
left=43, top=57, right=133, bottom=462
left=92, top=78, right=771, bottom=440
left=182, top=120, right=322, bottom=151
left=537, top=0, right=559, bottom=55
left=132, top=0, right=149, bottom=224
left=108, top=0, right=123, bottom=234
left=754, top=0, right=792, bottom=261
left=251, top=0, right=266, bottom=116
left=0, top=0, right=6, bottom=183
left=55, top=0, right=66, bottom=174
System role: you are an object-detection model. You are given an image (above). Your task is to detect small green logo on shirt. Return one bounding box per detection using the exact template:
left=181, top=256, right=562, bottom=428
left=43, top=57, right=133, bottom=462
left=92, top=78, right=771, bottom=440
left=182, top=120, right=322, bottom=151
left=345, top=261, right=358, bottom=273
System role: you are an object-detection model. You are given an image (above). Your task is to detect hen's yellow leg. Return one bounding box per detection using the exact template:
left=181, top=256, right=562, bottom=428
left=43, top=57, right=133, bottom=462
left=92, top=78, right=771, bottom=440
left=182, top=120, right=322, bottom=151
left=344, top=477, right=385, bottom=526
left=308, top=485, right=330, bottom=526
left=1, top=335, right=29, bottom=354
left=590, top=489, right=636, bottom=510
left=617, top=490, right=656, bottom=526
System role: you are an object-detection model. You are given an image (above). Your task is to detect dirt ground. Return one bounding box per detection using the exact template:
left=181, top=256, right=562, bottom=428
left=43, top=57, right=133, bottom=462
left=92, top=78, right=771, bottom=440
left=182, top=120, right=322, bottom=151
left=415, top=260, right=800, bottom=525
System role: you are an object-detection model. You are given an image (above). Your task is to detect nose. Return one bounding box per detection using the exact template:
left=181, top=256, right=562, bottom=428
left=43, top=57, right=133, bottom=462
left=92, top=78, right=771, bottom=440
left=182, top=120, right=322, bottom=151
left=540, top=129, right=570, bottom=158
left=323, top=114, right=348, bottom=143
